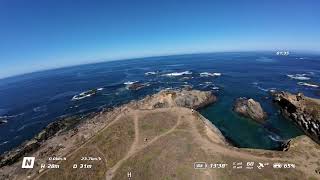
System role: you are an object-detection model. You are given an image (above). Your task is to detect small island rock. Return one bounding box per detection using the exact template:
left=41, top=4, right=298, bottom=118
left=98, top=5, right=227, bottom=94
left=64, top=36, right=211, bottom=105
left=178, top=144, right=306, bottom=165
left=233, top=97, right=267, bottom=122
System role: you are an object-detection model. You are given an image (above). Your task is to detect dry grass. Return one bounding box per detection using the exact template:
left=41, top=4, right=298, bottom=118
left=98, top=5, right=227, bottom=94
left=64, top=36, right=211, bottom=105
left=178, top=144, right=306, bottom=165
left=139, top=111, right=178, bottom=143
left=39, top=116, right=135, bottom=179
left=112, top=131, right=209, bottom=180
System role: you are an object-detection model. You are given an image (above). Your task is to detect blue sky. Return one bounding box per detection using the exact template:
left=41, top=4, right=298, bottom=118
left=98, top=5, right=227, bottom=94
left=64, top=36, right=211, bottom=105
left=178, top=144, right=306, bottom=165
left=0, top=0, right=319, bottom=78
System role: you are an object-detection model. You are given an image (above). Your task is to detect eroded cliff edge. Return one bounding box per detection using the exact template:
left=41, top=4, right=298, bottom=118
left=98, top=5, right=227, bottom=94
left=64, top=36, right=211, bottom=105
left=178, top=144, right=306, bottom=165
left=0, top=89, right=319, bottom=180
left=273, top=92, right=320, bottom=144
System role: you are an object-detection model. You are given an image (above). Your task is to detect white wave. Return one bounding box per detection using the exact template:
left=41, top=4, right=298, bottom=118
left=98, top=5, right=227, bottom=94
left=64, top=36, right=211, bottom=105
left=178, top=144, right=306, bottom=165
left=256, top=86, right=269, bottom=92
left=97, top=88, right=104, bottom=91
left=211, top=87, right=220, bottom=90
left=17, top=120, right=44, bottom=131
left=297, top=82, right=319, bottom=88
left=0, top=141, right=9, bottom=146
left=72, top=89, right=98, bottom=101
left=124, top=81, right=138, bottom=85
left=200, top=72, right=222, bottom=77
left=253, top=82, right=276, bottom=92
left=287, top=74, right=310, bottom=80
left=0, top=119, right=8, bottom=123
left=102, top=93, right=113, bottom=96
left=72, top=94, right=91, bottom=100
left=165, top=64, right=184, bottom=67
left=269, top=89, right=276, bottom=93
left=0, top=113, right=24, bottom=119
left=163, top=71, right=192, bottom=77
left=49, top=91, right=78, bottom=101
left=268, top=134, right=283, bottom=142
left=179, top=76, right=193, bottom=81
left=69, top=105, right=79, bottom=109
left=33, top=105, right=47, bottom=112
left=144, top=71, right=157, bottom=76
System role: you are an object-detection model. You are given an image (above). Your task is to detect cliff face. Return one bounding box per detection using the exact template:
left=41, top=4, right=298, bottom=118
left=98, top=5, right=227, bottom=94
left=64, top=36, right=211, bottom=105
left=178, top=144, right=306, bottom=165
left=273, top=92, right=320, bottom=144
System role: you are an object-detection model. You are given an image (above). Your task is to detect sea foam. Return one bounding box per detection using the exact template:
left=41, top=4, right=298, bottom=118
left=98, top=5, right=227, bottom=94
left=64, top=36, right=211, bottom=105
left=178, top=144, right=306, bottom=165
left=287, top=74, right=310, bottom=80
left=144, top=71, right=157, bottom=76
left=200, top=72, right=222, bottom=77
left=297, top=82, right=319, bottom=88
left=163, top=71, right=192, bottom=77
left=124, top=81, right=139, bottom=85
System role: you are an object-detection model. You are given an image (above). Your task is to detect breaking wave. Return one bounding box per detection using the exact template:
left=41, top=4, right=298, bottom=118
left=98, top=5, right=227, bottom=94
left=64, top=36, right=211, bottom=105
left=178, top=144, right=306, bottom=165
left=0, top=141, right=9, bottom=146
left=252, top=82, right=276, bottom=92
left=124, top=81, right=139, bottom=85
left=163, top=71, right=192, bottom=77
left=199, top=72, right=222, bottom=77
left=287, top=74, right=310, bottom=80
left=33, top=105, right=47, bottom=112
left=268, top=134, right=284, bottom=142
left=144, top=71, right=158, bottom=76
left=297, top=82, right=319, bottom=88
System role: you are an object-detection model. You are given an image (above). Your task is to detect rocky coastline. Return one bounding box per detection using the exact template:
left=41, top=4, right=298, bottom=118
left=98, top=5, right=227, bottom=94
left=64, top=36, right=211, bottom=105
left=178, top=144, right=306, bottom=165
left=0, top=89, right=216, bottom=168
left=0, top=114, right=92, bottom=168
left=273, top=91, right=320, bottom=144
left=3, top=89, right=320, bottom=169
left=1, top=89, right=320, bottom=179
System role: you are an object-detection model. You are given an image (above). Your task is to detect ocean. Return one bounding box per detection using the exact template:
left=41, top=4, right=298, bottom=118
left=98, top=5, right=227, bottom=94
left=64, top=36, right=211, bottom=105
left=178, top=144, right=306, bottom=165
left=1, top=52, right=320, bottom=154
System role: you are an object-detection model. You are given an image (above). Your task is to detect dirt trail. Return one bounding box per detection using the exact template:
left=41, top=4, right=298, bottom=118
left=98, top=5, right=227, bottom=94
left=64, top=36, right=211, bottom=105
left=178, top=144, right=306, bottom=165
left=106, top=109, right=181, bottom=180
left=105, top=111, right=140, bottom=180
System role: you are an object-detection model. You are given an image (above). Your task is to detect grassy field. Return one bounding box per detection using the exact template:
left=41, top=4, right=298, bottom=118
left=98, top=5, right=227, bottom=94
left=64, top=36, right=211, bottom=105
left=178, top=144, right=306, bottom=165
left=39, top=115, right=135, bottom=180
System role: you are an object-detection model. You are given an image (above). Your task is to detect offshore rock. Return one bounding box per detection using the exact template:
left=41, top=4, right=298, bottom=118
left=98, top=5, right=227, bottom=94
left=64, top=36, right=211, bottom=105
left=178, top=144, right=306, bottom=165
left=233, top=97, right=267, bottom=123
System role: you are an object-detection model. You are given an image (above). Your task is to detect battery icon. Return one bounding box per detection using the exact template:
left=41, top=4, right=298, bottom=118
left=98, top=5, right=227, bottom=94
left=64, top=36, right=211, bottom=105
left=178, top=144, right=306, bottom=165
left=194, top=162, right=207, bottom=169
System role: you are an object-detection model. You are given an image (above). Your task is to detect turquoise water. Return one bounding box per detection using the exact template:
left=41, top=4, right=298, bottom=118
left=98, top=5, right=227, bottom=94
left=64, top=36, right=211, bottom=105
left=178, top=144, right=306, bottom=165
left=1, top=52, right=319, bottom=153
left=200, top=87, right=303, bottom=149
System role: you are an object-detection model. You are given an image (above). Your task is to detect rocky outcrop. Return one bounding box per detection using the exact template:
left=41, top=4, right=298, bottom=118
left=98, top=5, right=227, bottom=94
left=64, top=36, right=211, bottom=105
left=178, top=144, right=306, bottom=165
left=0, top=116, right=80, bottom=168
left=273, top=92, right=320, bottom=144
left=127, top=83, right=146, bottom=90
left=174, top=90, right=216, bottom=109
left=146, top=89, right=216, bottom=110
left=233, top=97, right=267, bottom=123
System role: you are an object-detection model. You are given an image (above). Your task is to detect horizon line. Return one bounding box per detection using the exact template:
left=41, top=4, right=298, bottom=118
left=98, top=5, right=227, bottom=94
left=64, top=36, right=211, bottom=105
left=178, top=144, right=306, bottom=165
left=1, top=49, right=319, bottom=81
